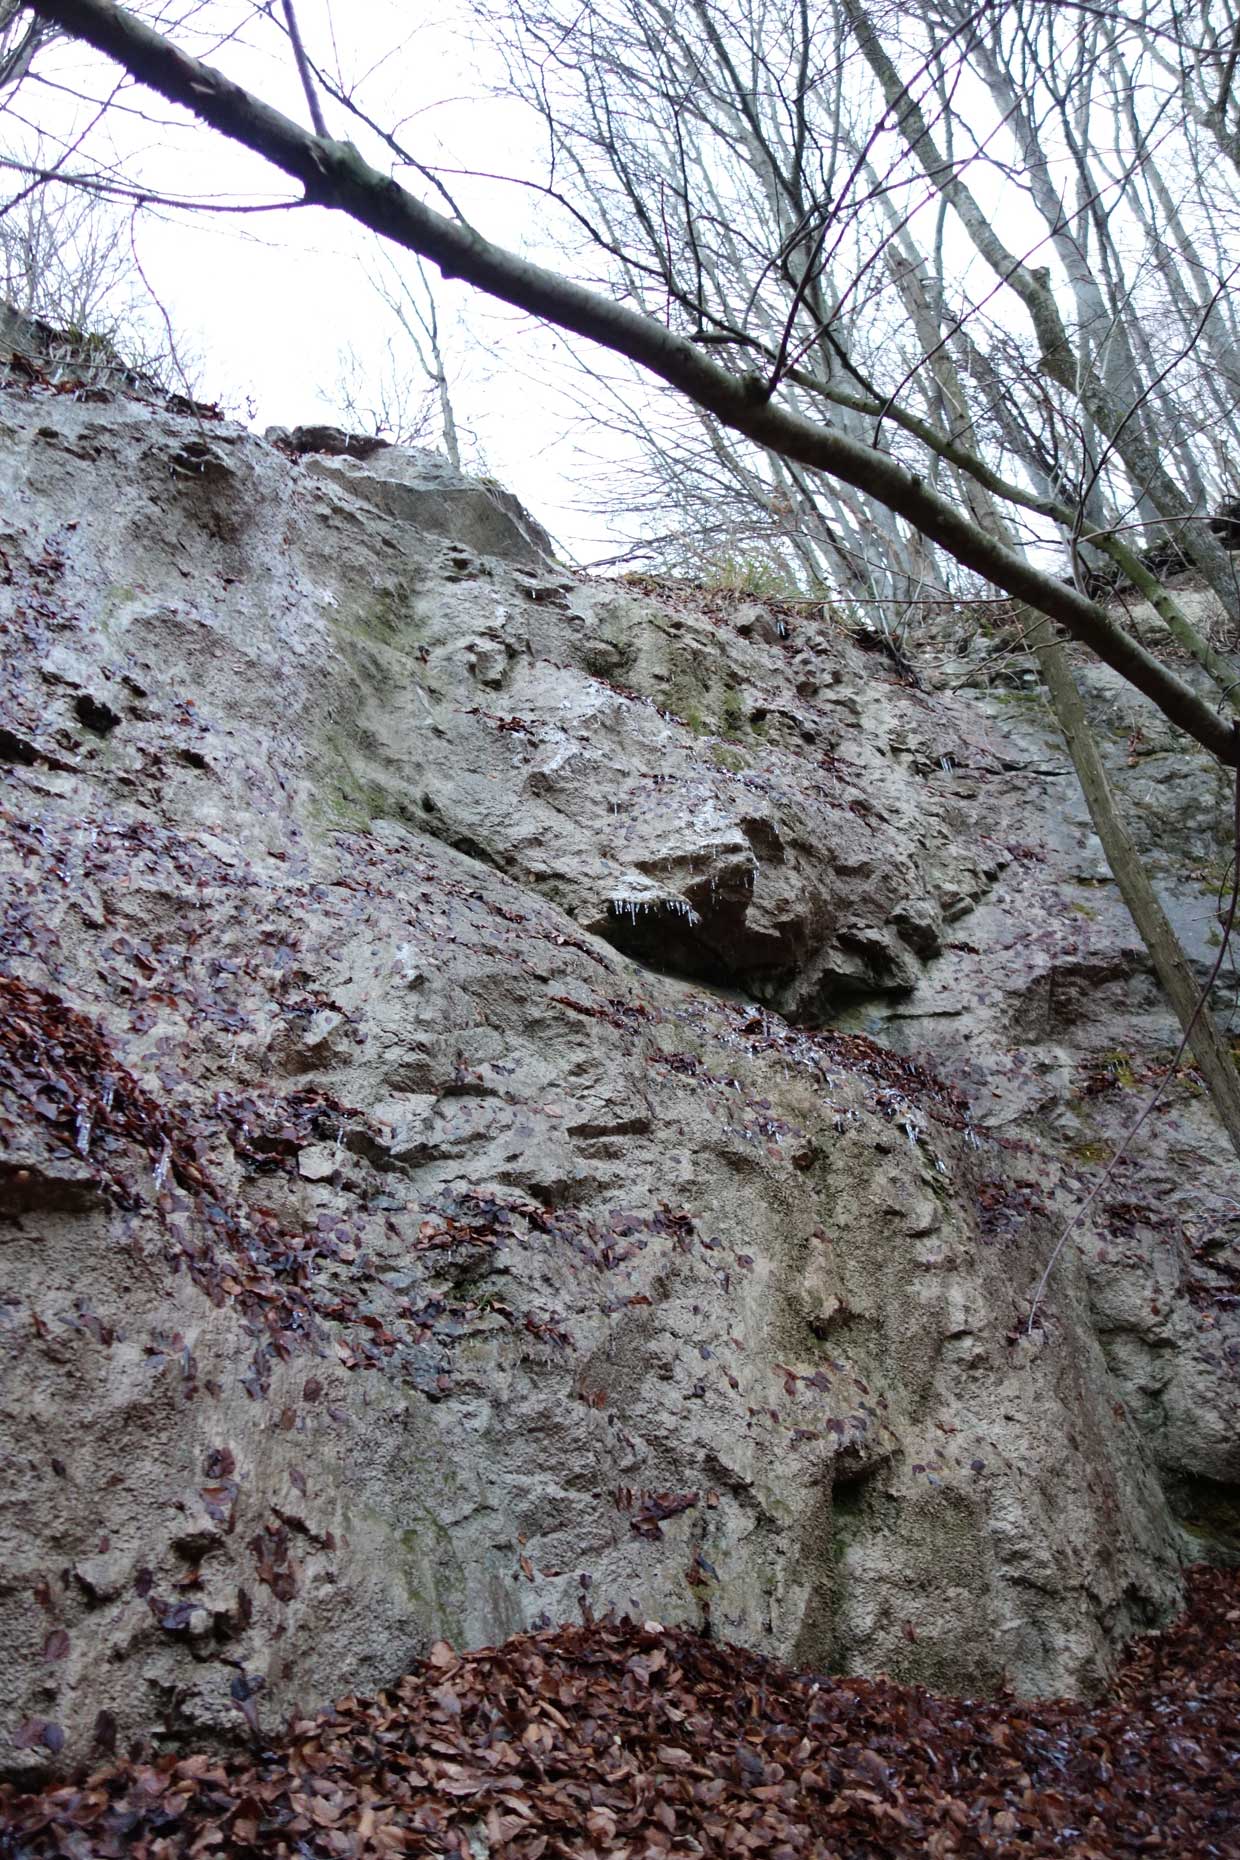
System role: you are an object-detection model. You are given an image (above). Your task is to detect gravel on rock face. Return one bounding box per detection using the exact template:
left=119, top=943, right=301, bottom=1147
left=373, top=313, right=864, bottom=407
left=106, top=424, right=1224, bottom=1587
left=3, top=1567, right=1238, bottom=1858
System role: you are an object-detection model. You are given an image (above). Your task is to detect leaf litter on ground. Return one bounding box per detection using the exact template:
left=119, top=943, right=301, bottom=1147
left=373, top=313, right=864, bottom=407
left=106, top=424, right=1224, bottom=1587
left=2, top=1566, right=1238, bottom=1858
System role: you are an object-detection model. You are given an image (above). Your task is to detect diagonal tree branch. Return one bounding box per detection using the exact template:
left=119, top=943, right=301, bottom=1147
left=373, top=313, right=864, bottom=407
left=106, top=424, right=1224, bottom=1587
left=25, top=0, right=1240, bottom=766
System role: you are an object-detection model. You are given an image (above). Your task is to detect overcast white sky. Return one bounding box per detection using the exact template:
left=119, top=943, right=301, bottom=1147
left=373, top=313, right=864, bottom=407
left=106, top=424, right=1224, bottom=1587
left=3, top=1, right=1101, bottom=577
left=5, top=0, right=644, bottom=563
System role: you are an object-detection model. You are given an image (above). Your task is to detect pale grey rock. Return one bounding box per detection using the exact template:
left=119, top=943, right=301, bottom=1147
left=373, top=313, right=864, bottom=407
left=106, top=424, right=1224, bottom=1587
left=296, top=1143, right=342, bottom=1182
left=0, top=384, right=1234, bottom=1781
left=302, top=445, right=556, bottom=564
left=72, top=1552, right=133, bottom=1606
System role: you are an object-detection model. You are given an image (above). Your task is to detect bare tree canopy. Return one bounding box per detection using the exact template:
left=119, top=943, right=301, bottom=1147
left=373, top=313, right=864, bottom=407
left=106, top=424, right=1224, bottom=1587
left=474, top=1, right=1240, bottom=597
left=1, top=0, right=57, bottom=87
left=15, top=0, right=1240, bottom=766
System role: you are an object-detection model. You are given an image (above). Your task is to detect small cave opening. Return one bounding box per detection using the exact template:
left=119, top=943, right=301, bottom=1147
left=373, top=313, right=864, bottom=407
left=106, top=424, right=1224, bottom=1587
left=74, top=692, right=123, bottom=736
left=602, top=886, right=791, bottom=993
left=1166, top=1470, right=1240, bottom=1563
left=832, top=1456, right=882, bottom=1524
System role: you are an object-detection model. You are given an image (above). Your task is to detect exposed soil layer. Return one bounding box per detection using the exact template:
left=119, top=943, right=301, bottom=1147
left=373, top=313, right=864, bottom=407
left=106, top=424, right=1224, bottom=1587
left=3, top=1566, right=1237, bottom=1858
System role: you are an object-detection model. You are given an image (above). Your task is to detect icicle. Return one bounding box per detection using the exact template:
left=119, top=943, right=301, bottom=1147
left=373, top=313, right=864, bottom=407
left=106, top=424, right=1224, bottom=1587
left=99, top=1074, right=116, bottom=1115
left=152, top=1140, right=172, bottom=1191
left=74, top=1102, right=93, bottom=1156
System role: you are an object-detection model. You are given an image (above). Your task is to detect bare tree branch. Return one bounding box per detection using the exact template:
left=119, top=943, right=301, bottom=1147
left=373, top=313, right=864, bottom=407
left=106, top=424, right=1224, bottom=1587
left=25, top=0, right=1239, bottom=764
left=277, top=0, right=327, bottom=138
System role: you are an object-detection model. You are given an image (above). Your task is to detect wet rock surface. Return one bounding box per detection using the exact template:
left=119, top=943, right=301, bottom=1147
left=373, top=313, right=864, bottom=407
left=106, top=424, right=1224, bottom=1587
left=0, top=381, right=1236, bottom=1776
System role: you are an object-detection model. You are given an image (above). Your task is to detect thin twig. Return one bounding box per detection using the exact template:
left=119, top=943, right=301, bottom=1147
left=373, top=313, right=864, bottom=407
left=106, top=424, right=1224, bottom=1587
left=279, top=0, right=326, bottom=139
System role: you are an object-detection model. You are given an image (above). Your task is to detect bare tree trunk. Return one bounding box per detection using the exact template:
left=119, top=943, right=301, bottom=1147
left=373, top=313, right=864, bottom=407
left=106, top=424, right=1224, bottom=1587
left=437, top=369, right=461, bottom=472
left=1032, top=624, right=1240, bottom=1159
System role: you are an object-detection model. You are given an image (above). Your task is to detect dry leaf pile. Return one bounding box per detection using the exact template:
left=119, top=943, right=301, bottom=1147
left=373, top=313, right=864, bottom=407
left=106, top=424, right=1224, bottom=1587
left=3, top=1567, right=1237, bottom=1858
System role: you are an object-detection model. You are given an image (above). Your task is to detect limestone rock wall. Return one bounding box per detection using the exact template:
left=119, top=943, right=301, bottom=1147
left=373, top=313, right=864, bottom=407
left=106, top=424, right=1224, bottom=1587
left=0, top=383, right=1234, bottom=1777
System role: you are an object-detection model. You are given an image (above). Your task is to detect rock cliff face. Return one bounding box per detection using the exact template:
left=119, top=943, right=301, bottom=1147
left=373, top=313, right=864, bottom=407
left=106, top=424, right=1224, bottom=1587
left=1, top=377, right=1236, bottom=1776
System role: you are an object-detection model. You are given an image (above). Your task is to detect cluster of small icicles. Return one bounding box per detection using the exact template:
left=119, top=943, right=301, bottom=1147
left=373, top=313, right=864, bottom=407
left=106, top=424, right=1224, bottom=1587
left=606, top=862, right=761, bottom=929
left=609, top=895, right=703, bottom=925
